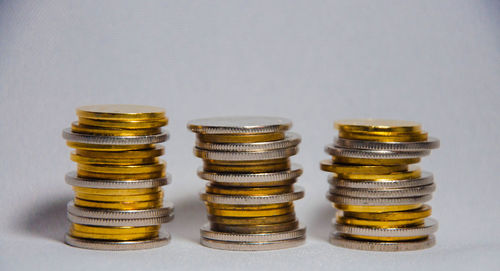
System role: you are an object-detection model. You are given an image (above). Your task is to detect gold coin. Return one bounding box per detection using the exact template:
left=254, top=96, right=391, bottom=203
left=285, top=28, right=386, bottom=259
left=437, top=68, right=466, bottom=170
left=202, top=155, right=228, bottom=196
left=206, top=185, right=293, bottom=196
left=73, top=187, right=161, bottom=195
left=338, top=130, right=428, bottom=142
left=197, top=132, right=285, bottom=143
left=77, top=161, right=165, bottom=174
left=76, top=105, right=166, bottom=121
left=76, top=169, right=164, bottom=180
left=320, top=159, right=408, bottom=174
left=71, top=224, right=159, bottom=234
left=74, top=198, right=162, bottom=210
left=336, top=167, right=421, bottom=180
left=333, top=157, right=421, bottom=166
left=206, top=205, right=294, bottom=217
left=71, top=122, right=162, bottom=136
left=206, top=203, right=291, bottom=210
left=204, top=161, right=290, bottom=173
left=208, top=213, right=296, bottom=225
left=78, top=117, right=167, bottom=129
left=334, top=204, right=422, bottom=213
left=210, top=220, right=299, bottom=234
left=67, top=142, right=154, bottom=151
left=342, top=234, right=427, bottom=242
left=71, top=152, right=158, bottom=165
left=75, top=191, right=163, bottom=202
left=341, top=205, right=432, bottom=221
left=334, top=119, right=422, bottom=133
left=336, top=215, right=424, bottom=228
left=75, top=146, right=164, bottom=158
left=70, top=231, right=159, bottom=241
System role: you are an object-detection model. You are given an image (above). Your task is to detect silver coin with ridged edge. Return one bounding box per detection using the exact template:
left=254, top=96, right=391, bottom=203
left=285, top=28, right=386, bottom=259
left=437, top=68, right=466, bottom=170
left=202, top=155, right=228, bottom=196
left=67, top=201, right=174, bottom=219
left=65, top=171, right=171, bottom=189
left=64, top=232, right=170, bottom=251
left=327, top=193, right=432, bottom=206
left=194, top=146, right=298, bottom=161
left=200, top=223, right=306, bottom=242
left=333, top=218, right=438, bottom=237
left=200, top=236, right=305, bottom=251
left=200, top=186, right=304, bottom=205
left=325, top=144, right=430, bottom=159
left=329, top=171, right=433, bottom=189
left=187, top=116, right=292, bottom=134
left=329, top=233, right=436, bottom=251
left=62, top=128, right=169, bottom=145
left=196, top=132, right=301, bottom=151
left=334, top=137, right=440, bottom=151
left=198, top=164, right=302, bottom=185
left=329, top=183, right=436, bottom=198
left=67, top=213, right=174, bottom=227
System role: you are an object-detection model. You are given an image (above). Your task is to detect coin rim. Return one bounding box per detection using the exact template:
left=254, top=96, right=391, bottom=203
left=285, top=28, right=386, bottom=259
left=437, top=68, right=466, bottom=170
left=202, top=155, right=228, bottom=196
left=333, top=218, right=438, bottom=237
left=195, top=132, right=301, bottom=151
left=187, top=116, right=292, bottom=134
left=334, top=137, right=440, bottom=151
left=62, top=128, right=169, bottom=145
left=327, top=193, right=432, bottom=206
left=329, top=171, right=434, bottom=189
left=64, top=232, right=170, bottom=250
left=329, top=233, right=435, bottom=251
left=325, top=145, right=430, bottom=159
left=200, top=186, right=305, bottom=205
left=65, top=171, right=171, bottom=189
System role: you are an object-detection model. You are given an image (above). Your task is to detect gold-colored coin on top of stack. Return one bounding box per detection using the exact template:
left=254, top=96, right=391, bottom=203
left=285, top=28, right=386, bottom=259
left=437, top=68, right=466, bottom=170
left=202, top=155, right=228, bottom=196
left=321, top=119, right=440, bottom=252
left=62, top=105, right=174, bottom=251
left=188, top=116, right=306, bottom=251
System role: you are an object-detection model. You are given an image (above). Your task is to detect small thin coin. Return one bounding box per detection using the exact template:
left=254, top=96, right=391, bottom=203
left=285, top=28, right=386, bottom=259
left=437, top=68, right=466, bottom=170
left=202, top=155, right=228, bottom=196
left=74, top=191, right=163, bottom=202
left=76, top=169, right=165, bottom=180
left=329, top=233, right=435, bottom=252
left=72, top=186, right=161, bottom=196
left=338, top=130, right=428, bottom=142
left=334, top=119, right=422, bottom=133
left=65, top=233, right=170, bottom=250
left=320, top=159, right=408, bottom=174
left=200, top=237, right=305, bottom=251
left=67, top=213, right=174, bottom=227
left=336, top=216, right=424, bottom=228
left=327, top=193, right=432, bottom=206
left=187, top=116, right=292, bottom=134
left=341, top=205, right=432, bottom=221
left=67, top=142, right=155, bottom=151
left=204, top=160, right=290, bottom=173
left=78, top=117, right=167, bottom=129
left=77, top=161, right=165, bottom=174
left=206, top=205, right=294, bottom=217
left=67, top=201, right=174, bottom=219
left=74, top=198, right=163, bottom=210
left=205, top=203, right=291, bottom=210
left=70, top=153, right=158, bottom=165
left=76, top=105, right=166, bottom=121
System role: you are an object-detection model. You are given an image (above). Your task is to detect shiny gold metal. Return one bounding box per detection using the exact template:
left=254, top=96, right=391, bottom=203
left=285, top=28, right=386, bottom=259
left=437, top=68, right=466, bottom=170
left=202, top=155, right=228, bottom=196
left=76, top=169, right=165, bottom=180
left=70, top=224, right=160, bottom=240
left=74, top=191, right=163, bottom=202
left=76, top=105, right=166, bottom=121
left=334, top=204, right=422, bottom=213
left=211, top=220, right=299, bottom=234
left=71, top=122, right=162, bottom=136
left=320, top=159, right=408, bottom=174
left=71, top=153, right=158, bottom=165
left=67, top=142, right=154, bottom=151
left=206, top=185, right=293, bottom=196
left=206, top=205, right=294, bottom=217
left=197, top=132, right=285, bottom=143
left=336, top=215, right=424, bottom=228
left=333, top=157, right=421, bottom=166
left=77, top=161, right=165, bottom=174
left=206, top=203, right=291, bottom=210
left=343, top=234, right=427, bottom=242
left=334, top=119, right=422, bottom=133
left=338, top=130, right=428, bottom=142
left=208, top=213, right=296, bottom=225
left=204, top=160, right=290, bottom=173
left=74, top=198, right=162, bottom=210
left=74, top=146, right=163, bottom=158
left=72, top=187, right=161, bottom=195
left=78, top=117, right=167, bottom=129
left=341, top=205, right=432, bottom=221
left=336, top=167, right=421, bottom=180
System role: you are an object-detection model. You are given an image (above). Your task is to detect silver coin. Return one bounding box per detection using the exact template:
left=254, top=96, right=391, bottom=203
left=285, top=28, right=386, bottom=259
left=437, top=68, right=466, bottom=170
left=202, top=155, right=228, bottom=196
left=334, top=137, right=440, bottom=151
left=325, top=144, right=430, bottom=159
left=62, top=128, right=169, bottom=145
left=200, top=186, right=304, bottom=205
left=65, top=171, right=171, bottom=189
left=64, top=233, right=170, bottom=251
left=329, top=184, right=436, bottom=198
left=195, top=132, right=301, bottom=152
left=200, top=223, right=306, bottom=242
left=187, top=116, right=292, bottom=134
left=67, top=213, right=174, bottom=227
left=329, top=171, right=434, bottom=189
left=194, top=146, right=298, bottom=161
left=329, top=233, right=436, bottom=251
left=200, top=236, right=305, bottom=251
left=333, top=218, right=438, bottom=237
left=197, top=164, right=303, bottom=184
left=327, top=193, right=432, bottom=206
left=67, top=201, right=174, bottom=219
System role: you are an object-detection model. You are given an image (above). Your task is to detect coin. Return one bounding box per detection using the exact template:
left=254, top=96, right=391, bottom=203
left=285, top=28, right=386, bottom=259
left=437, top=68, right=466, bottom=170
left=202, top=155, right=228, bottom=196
left=329, top=233, right=435, bottom=252
left=333, top=218, right=438, bottom=237
left=211, top=220, right=299, bottom=234
left=341, top=205, right=431, bottom=221
left=336, top=215, right=424, bottom=228
left=197, top=133, right=285, bottom=143
left=207, top=213, right=296, bottom=225
left=72, top=122, right=163, bottom=136
left=327, top=193, right=432, bottom=206
left=78, top=117, right=168, bottom=129
left=67, top=213, right=174, bottom=227
left=65, top=171, right=171, bottom=188
left=65, top=233, right=170, bottom=250
left=206, top=184, right=293, bottom=196
left=320, top=159, right=408, bottom=174
left=325, top=145, right=430, bottom=159
left=206, top=205, right=294, bottom=217
left=74, top=145, right=164, bottom=158
left=76, top=105, right=166, bottom=121
left=203, top=159, right=291, bottom=173
left=188, top=116, right=292, bottom=134
left=196, top=132, right=301, bottom=151
left=329, top=171, right=433, bottom=189
left=71, top=153, right=158, bottom=165
left=334, top=119, right=422, bottom=133
left=67, top=201, right=174, bottom=219
left=74, top=198, right=163, bottom=210
left=334, top=204, right=423, bottom=213
left=200, top=186, right=305, bottom=205
left=63, top=128, right=169, bottom=145
left=200, top=224, right=306, bottom=242
left=194, top=146, right=298, bottom=161
left=335, top=166, right=421, bottom=180
left=77, top=161, right=165, bottom=174
left=330, top=184, right=436, bottom=198
left=335, top=137, right=440, bottom=151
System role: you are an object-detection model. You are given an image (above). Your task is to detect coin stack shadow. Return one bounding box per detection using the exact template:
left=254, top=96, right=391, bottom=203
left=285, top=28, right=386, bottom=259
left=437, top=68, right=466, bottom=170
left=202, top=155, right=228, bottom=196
left=188, top=117, right=306, bottom=251
left=321, top=120, right=440, bottom=251
left=62, top=105, right=174, bottom=250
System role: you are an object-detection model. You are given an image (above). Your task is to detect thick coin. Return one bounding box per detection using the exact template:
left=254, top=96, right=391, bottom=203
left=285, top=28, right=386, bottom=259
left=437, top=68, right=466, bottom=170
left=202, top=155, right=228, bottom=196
left=76, top=105, right=166, bottom=121
left=203, top=159, right=290, bottom=173
left=197, top=133, right=285, bottom=143
left=67, top=142, right=155, bottom=151
left=327, top=193, right=432, bottom=206
left=71, top=153, right=158, bottom=165
left=200, top=223, right=305, bottom=242
left=201, top=186, right=304, bottom=205
left=330, top=184, right=436, bottom=198
left=211, top=220, right=299, bottom=234
left=74, top=198, right=163, bottom=210
left=67, top=213, right=174, bottom=227
left=74, top=191, right=163, bottom=202
left=338, top=131, right=428, bottom=142
left=206, top=205, right=294, bottom=217
left=320, top=159, right=408, bottom=174
left=325, top=145, right=430, bottom=159
left=76, top=169, right=165, bottom=180
left=72, top=122, right=162, bottom=136
left=336, top=216, right=424, bottom=228
left=329, top=233, right=435, bottom=251
left=333, top=218, right=438, bottom=237
left=208, top=213, right=296, bottom=225
left=196, top=132, right=301, bottom=151
left=194, top=146, right=298, bottom=161
left=329, top=171, right=433, bottom=189
left=206, top=184, right=293, bottom=196
left=65, top=233, right=170, bottom=250
left=333, top=157, right=421, bottom=166
left=67, top=201, right=174, bottom=219
left=341, top=205, right=432, bottom=221
left=334, top=204, right=422, bottom=213
left=334, top=137, right=440, bottom=151
left=78, top=117, right=167, bottom=129
left=188, top=116, right=292, bottom=134
left=65, top=171, right=171, bottom=189
left=335, top=166, right=421, bottom=180
left=73, top=186, right=161, bottom=195
left=63, top=128, right=168, bottom=145
left=334, top=119, right=422, bottom=133
left=74, top=146, right=164, bottom=158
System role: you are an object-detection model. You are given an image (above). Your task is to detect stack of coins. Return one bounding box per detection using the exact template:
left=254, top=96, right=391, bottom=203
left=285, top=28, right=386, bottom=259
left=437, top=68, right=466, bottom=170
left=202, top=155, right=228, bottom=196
left=188, top=117, right=306, bottom=251
left=62, top=105, right=174, bottom=250
left=320, top=119, right=439, bottom=251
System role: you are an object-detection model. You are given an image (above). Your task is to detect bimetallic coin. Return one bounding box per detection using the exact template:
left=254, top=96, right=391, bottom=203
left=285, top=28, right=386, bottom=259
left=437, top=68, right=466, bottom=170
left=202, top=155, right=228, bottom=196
left=327, top=193, right=432, bottom=206
left=320, top=159, right=408, bottom=174
left=65, top=171, right=171, bottom=189
left=334, top=137, right=440, bottom=151
left=67, top=201, right=174, bottom=219
left=187, top=116, right=292, bottom=134
left=329, top=233, right=435, bottom=252
left=200, top=224, right=305, bottom=242
left=201, top=186, right=304, bottom=205
left=76, top=105, right=166, bottom=121
left=196, top=132, right=301, bottom=151
left=197, top=133, right=285, bottom=143
left=329, top=171, right=433, bottom=189
left=341, top=205, right=432, bottom=221
left=330, top=184, right=436, bottom=198
left=194, top=146, right=298, bottom=161
left=65, top=233, right=170, bottom=251
left=67, top=213, right=174, bottom=227
left=334, top=119, right=422, bottom=133
left=72, top=187, right=161, bottom=196
left=325, top=145, right=430, bottom=159
left=333, top=218, right=438, bottom=237
left=63, top=128, right=169, bottom=145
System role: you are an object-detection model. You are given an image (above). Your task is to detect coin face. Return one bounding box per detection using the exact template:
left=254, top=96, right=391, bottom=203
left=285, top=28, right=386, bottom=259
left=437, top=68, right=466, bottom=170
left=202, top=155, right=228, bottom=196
left=335, top=119, right=421, bottom=133
left=76, top=105, right=166, bottom=120
left=187, top=116, right=292, bottom=134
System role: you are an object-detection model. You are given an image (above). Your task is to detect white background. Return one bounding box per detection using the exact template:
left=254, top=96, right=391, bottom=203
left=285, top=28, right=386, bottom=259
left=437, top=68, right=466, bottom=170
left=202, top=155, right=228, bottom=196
left=1, top=1, right=499, bottom=270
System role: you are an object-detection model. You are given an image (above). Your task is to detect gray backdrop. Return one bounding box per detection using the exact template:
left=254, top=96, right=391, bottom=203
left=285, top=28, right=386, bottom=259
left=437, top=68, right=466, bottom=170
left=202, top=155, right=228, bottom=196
left=1, top=1, right=499, bottom=270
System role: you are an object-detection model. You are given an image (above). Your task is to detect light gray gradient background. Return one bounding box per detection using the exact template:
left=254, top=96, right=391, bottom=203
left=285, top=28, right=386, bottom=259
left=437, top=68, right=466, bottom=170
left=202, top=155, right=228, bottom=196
left=1, top=1, right=499, bottom=270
